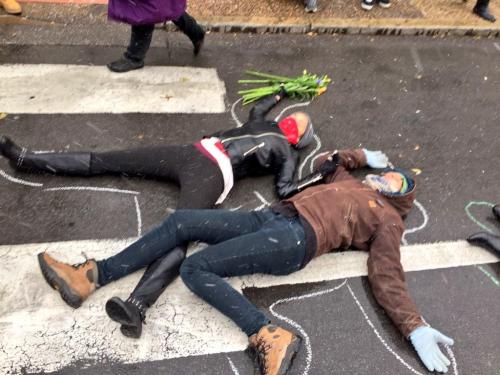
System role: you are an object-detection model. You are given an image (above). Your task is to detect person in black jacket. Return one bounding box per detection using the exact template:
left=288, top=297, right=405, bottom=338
left=0, top=92, right=315, bottom=338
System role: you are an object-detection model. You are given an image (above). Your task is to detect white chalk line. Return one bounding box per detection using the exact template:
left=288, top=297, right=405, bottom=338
left=231, top=98, right=244, bottom=128
left=298, top=134, right=322, bottom=179
left=253, top=191, right=271, bottom=206
left=494, top=42, right=500, bottom=51
left=269, top=280, right=347, bottom=375
left=309, top=151, right=330, bottom=173
left=410, top=46, right=424, bottom=78
left=134, top=196, right=142, bottom=237
left=274, top=101, right=312, bottom=122
left=0, top=169, right=44, bottom=187
left=226, top=356, right=240, bottom=375
left=402, top=200, right=429, bottom=246
left=43, top=186, right=140, bottom=195
left=346, top=282, right=427, bottom=375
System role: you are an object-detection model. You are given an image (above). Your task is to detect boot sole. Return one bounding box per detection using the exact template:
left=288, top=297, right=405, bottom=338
left=106, top=297, right=142, bottom=338
left=120, top=324, right=141, bottom=339
left=106, top=297, right=136, bottom=326
left=278, top=335, right=302, bottom=375
left=37, top=253, right=83, bottom=309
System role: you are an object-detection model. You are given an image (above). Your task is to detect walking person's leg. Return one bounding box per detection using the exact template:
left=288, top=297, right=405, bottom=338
left=38, top=209, right=273, bottom=308
left=105, top=151, right=225, bottom=338
left=473, top=0, right=496, bottom=21
left=180, top=214, right=307, bottom=374
left=108, top=24, right=155, bottom=72
left=172, top=12, right=205, bottom=55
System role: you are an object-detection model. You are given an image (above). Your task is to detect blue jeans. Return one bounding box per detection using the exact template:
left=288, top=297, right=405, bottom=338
left=97, top=209, right=306, bottom=336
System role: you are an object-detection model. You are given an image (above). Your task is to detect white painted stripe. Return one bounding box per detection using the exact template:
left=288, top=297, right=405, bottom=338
left=0, top=64, right=226, bottom=114
left=0, top=239, right=497, bottom=373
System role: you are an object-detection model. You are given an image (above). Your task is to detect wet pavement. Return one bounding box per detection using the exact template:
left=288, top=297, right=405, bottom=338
left=0, top=33, right=499, bottom=374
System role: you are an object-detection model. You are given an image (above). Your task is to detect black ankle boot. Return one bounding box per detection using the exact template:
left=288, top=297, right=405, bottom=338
left=493, top=205, right=500, bottom=221
left=107, top=56, right=145, bottom=73
left=473, top=5, right=496, bottom=22
left=467, top=232, right=500, bottom=254
left=0, top=136, right=23, bottom=162
left=0, top=136, right=91, bottom=175
left=113, top=247, right=186, bottom=338
left=173, top=12, right=205, bottom=56
left=106, top=296, right=146, bottom=338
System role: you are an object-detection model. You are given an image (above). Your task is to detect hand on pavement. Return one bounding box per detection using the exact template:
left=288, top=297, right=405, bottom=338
left=363, top=149, right=389, bottom=169
left=410, top=326, right=454, bottom=373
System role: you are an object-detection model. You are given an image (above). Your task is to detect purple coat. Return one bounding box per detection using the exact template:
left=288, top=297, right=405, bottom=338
left=108, top=0, right=187, bottom=26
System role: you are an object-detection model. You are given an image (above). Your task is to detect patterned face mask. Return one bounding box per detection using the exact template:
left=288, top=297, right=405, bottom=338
left=364, top=174, right=400, bottom=194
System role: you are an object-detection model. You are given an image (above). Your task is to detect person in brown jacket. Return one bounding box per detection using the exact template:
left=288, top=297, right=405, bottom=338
left=37, top=148, right=454, bottom=375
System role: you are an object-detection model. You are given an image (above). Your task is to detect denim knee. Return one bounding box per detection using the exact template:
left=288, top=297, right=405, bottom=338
left=179, top=255, right=206, bottom=290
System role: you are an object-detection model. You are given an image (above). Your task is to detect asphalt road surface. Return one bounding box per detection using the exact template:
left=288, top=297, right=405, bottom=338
left=0, top=33, right=499, bottom=375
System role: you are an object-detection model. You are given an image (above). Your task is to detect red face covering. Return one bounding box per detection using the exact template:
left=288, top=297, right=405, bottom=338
left=278, top=117, right=299, bottom=145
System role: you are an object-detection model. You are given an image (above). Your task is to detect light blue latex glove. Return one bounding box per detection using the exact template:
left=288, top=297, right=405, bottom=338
left=410, top=326, right=454, bottom=373
left=363, top=149, right=389, bottom=169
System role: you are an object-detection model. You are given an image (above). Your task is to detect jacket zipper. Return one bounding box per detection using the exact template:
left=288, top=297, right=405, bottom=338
left=220, top=132, right=287, bottom=144
left=243, top=142, right=265, bottom=156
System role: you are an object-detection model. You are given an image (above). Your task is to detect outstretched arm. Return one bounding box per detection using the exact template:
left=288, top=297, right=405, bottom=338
left=367, top=223, right=424, bottom=337
left=248, top=91, right=285, bottom=122
left=367, top=224, right=454, bottom=373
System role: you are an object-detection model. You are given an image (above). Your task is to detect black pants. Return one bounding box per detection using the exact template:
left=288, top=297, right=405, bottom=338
left=125, top=12, right=204, bottom=62
left=90, top=144, right=223, bottom=209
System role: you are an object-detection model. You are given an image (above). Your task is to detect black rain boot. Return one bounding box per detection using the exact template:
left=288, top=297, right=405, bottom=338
left=0, top=136, right=91, bottom=175
left=467, top=232, right=500, bottom=254
left=106, top=247, right=186, bottom=338
left=105, top=297, right=146, bottom=338
left=493, top=204, right=500, bottom=221
left=473, top=0, right=496, bottom=22
left=108, top=24, right=154, bottom=73
left=173, top=12, right=205, bottom=56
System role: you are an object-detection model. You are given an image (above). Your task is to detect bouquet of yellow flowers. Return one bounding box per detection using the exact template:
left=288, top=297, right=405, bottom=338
left=238, top=70, right=331, bottom=105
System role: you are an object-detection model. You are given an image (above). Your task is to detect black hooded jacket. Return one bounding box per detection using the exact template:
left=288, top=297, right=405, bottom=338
left=211, top=94, right=300, bottom=199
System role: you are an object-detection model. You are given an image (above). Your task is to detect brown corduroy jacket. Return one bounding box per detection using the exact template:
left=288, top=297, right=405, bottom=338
left=283, top=148, right=424, bottom=337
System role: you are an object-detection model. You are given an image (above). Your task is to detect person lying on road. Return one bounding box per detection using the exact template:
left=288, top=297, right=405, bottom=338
left=0, top=91, right=316, bottom=339
left=37, top=148, right=454, bottom=375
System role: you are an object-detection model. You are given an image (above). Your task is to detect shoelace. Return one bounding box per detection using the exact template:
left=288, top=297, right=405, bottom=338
left=255, top=338, right=272, bottom=372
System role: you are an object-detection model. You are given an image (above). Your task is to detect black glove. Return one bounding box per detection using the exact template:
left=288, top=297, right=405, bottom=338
left=318, top=151, right=340, bottom=176
left=278, top=83, right=287, bottom=99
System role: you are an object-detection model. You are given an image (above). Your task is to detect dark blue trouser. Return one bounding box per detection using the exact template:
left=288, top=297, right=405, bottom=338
left=97, top=209, right=306, bottom=336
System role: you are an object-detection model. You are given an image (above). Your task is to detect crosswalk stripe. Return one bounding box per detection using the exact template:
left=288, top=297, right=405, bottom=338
left=0, top=238, right=497, bottom=373
left=0, top=64, right=226, bottom=114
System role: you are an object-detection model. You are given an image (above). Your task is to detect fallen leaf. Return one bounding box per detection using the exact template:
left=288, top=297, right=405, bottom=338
left=163, top=95, right=173, bottom=101
left=0, top=113, right=6, bottom=121
left=414, top=145, right=420, bottom=151
left=411, top=168, right=422, bottom=175
left=137, top=134, right=144, bottom=140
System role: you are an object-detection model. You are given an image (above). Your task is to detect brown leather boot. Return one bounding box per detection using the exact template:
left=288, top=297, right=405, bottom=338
left=38, top=252, right=98, bottom=308
left=248, top=325, right=301, bottom=375
left=0, top=0, right=22, bottom=15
